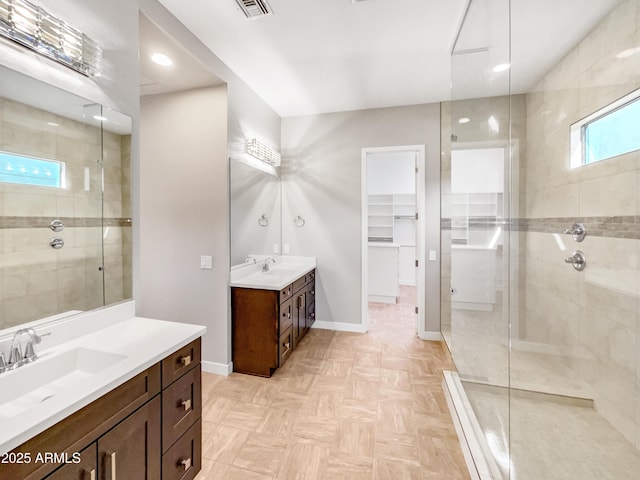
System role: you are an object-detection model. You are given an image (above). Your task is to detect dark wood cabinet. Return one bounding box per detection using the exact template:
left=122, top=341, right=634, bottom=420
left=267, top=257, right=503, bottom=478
left=43, top=444, right=97, bottom=480
left=232, top=269, right=316, bottom=377
left=1, top=338, right=202, bottom=480
left=98, top=396, right=161, bottom=480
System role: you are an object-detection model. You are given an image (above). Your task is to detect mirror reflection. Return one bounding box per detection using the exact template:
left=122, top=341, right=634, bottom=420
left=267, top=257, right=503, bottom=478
left=0, top=65, right=132, bottom=330
left=229, top=157, right=281, bottom=267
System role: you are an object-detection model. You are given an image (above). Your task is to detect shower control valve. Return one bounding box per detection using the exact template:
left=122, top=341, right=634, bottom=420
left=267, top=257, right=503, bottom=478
left=563, top=222, right=586, bottom=242
left=564, top=250, right=586, bottom=271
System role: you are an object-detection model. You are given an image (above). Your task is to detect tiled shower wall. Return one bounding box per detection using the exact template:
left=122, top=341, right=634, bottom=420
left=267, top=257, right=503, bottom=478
left=0, top=98, right=132, bottom=329
left=522, top=0, right=640, bottom=447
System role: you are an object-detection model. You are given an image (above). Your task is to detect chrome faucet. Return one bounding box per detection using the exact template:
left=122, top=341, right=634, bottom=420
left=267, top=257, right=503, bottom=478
left=261, top=257, right=276, bottom=272
left=6, top=327, right=47, bottom=371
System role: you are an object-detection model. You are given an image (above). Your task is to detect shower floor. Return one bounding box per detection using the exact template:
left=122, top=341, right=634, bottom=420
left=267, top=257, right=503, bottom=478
left=463, top=381, right=640, bottom=480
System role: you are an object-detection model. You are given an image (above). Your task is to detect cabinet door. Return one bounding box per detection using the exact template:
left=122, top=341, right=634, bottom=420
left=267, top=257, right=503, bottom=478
left=98, top=396, right=161, bottom=480
left=44, top=444, right=97, bottom=480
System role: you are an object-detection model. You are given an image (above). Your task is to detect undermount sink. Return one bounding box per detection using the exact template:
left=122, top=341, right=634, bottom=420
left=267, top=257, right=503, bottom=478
left=0, top=347, right=126, bottom=418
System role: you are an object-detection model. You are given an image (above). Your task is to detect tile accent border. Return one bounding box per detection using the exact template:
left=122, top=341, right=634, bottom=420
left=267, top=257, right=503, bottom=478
left=442, top=216, right=640, bottom=240
left=0, top=216, right=132, bottom=229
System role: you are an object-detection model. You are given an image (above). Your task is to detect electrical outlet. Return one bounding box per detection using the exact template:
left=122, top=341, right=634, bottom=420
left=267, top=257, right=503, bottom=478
left=429, top=250, right=437, bottom=261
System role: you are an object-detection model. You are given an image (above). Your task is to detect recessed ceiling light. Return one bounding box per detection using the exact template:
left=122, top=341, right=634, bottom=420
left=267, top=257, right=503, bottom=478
left=616, top=47, right=640, bottom=59
left=492, top=63, right=510, bottom=73
left=458, top=117, right=470, bottom=124
left=151, top=52, right=173, bottom=67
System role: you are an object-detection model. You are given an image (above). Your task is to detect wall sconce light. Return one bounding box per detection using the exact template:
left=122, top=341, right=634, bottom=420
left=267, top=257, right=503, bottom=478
left=0, top=0, right=102, bottom=76
left=246, top=138, right=281, bottom=167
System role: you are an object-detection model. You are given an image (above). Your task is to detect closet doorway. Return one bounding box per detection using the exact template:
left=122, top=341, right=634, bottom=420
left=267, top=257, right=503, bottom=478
left=361, top=145, right=426, bottom=336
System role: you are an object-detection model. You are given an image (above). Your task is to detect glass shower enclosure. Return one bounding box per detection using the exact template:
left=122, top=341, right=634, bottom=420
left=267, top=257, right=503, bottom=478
left=442, top=0, right=640, bottom=478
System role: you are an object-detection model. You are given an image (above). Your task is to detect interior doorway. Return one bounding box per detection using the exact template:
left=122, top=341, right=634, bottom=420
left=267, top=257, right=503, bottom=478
left=361, top=145, right=426, bottom=336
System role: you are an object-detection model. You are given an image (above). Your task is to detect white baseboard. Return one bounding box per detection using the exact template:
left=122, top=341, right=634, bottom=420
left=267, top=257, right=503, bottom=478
left=311, top=320, right=367, bottom=333
left=420, top=331, right=443, bottom=341
left=202, top=360, right=233, bottom=376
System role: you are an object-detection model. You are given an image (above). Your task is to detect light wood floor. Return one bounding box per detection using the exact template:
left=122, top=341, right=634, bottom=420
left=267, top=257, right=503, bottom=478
left=197, top=288, right=470, bottom=479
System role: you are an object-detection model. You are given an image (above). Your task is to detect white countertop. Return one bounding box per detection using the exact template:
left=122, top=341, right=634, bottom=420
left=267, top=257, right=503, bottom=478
left=0, top=301, right=206, bottom=454
left=229, top=255, right=316, bottom=291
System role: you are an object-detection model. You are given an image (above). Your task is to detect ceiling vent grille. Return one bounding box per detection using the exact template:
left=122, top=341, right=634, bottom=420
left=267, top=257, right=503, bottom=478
left=235, top=0, right=274, bottom=18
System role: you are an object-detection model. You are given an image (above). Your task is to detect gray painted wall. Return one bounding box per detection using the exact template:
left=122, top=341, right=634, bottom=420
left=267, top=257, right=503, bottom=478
left=139, top=86, right=229, bottom=367
left=138, top=1, right=281, bottom=368
left=281, top=103, right=441, bottom=334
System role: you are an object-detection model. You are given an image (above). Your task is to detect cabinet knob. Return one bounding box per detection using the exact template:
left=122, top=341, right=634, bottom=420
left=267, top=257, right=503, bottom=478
left=181, top=457, right=192, bottom=471
left=283, top=342, right=290, bottom=349
left=310, top=312, right=315, bottom=318
left=180, top=355, right=192, bottom=367
left=180, top=398, right=192, bottom=411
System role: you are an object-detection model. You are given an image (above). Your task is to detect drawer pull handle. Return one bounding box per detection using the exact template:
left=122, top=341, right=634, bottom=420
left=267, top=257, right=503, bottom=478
left=86, top=469, right=96, bottom=480
left=285, top=312, right=291, bottom=319
left=181, top=398, right=192, bottom=411
left=110, top=452, right=117, bottom=480
left=181, top=457, right=192, bottom=471
left=180, top=355, right=192, bottom=367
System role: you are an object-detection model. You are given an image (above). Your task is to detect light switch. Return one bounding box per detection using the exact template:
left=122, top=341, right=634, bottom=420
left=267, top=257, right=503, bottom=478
left=429, top=250, right=437, bottom=261
left=284, top=243, right=290, bottom=254
left=200, top=255, right=213, bottom=269
left=273, top=243, right=280, bottom=254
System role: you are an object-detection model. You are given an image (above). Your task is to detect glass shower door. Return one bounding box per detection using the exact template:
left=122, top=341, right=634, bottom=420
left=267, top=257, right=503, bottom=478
left=508, top=0, right=640, bottom=478
left=444, top=0, right=513, bottom=477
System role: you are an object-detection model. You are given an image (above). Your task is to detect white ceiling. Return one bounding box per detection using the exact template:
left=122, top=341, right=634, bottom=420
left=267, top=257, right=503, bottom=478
left=158, top=0, right=621, bottom=117
left=139, top=13, right=224, bottom=96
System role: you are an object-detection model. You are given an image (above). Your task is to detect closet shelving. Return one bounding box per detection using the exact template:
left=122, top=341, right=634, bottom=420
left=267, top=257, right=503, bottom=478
left=451, top=192, right=499, bottom=245
left=367, top=194, right=416, bottom=242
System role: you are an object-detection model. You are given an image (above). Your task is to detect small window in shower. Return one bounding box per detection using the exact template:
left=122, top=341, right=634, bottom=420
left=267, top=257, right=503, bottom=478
left=571, top=89, right=640, bottom=168
left=0, top=151, right=65, bottom=188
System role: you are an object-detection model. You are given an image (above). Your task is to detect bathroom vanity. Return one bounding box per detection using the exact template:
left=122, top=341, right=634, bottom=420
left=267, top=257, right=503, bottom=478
left=230, top=257, right=316, bottom=377
left=0, top=302, right=205, bottom=480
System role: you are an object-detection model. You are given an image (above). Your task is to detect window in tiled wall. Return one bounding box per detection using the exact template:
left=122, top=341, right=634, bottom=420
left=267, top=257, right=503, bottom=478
left=571, top=89, right=640, bottom=168
left=0, top=151, right=65, bottom=188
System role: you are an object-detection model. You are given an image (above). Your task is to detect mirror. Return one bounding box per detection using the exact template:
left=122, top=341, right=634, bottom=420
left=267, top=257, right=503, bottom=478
left=229, top=157, right=281, bottom=267
left=0, top=64, right=132, bottom=330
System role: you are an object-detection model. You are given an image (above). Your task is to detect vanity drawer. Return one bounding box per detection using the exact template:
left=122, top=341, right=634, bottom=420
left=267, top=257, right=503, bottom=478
left=279, top=327, right=293, bottom=367
left=306, top=280, right=315, bottom=302
left=162, top=338, right=201, bottom=388
left=308, top=302, right=316, bottom=328
left=280, top=297, right=293, bottom=332
left=307, top=269, right=316, bottom=283
left=292, top=275, right=307, bottom=293
left=279, top=284, right=293, bottom=304
left=162, top=365, right=202, bottom=452
left=162, top=418, right=202, bottom=480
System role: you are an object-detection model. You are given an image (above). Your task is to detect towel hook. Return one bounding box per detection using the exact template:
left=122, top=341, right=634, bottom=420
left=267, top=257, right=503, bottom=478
left=294, top=215, right=305, bottom=227
left=258, top=214, right=269, bottom=227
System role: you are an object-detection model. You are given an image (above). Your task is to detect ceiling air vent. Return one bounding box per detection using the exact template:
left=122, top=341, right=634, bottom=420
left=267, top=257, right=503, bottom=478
left=235, top=0, right=274, bottom=18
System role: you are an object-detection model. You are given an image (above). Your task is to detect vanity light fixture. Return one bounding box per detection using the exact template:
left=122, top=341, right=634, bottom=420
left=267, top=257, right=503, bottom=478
left=246, top=138, right=281, bottom=167
left=0, top=0, right=102, bottom=76
left=151, top=52, right=173, bottom=66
